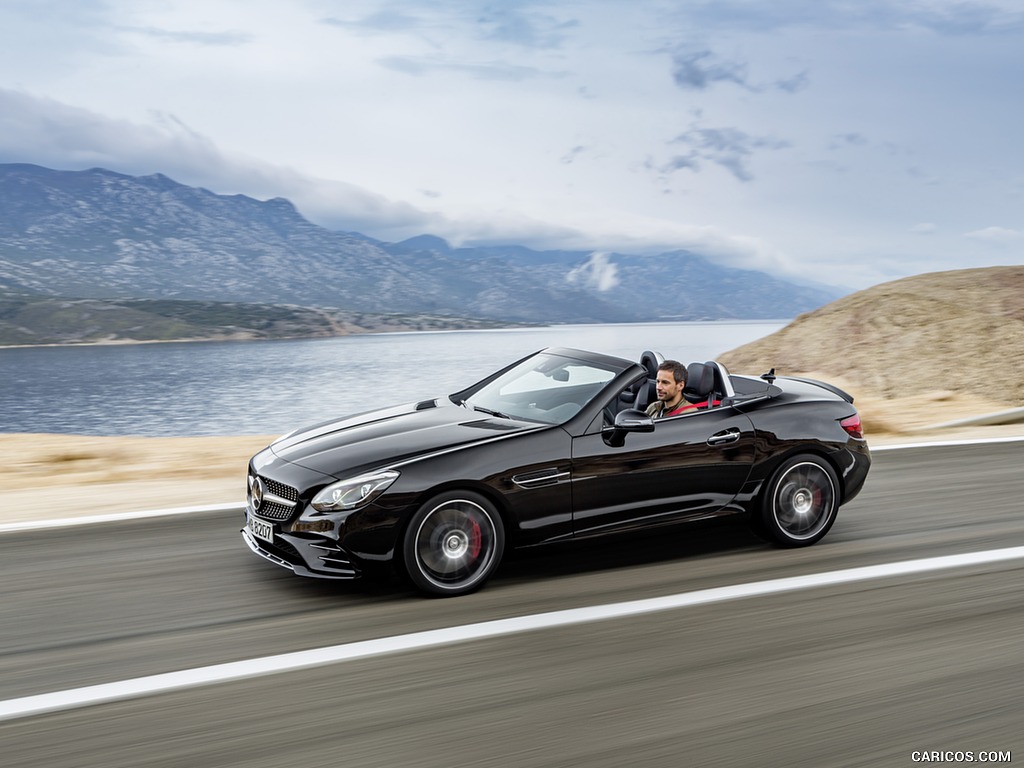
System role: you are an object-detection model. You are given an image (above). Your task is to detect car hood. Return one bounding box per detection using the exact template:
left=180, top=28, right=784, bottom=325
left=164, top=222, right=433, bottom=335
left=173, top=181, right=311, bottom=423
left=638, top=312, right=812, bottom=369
left=269, top=399, right=542, bottom=478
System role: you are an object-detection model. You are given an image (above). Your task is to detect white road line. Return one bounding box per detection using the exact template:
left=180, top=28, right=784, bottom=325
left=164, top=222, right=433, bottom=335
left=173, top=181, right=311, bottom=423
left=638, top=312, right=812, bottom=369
left=2, top=435, right=1021, bottom=534
left=1, top=545, right=1022, bottom=723
left=870, top=435, right=1024, bottom=451
left=0, top=503, right=245, bottom=534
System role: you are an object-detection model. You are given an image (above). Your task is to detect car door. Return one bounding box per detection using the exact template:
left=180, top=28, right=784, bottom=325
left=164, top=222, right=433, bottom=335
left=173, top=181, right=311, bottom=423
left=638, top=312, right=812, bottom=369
left=569, top=407, right=756, bottom=536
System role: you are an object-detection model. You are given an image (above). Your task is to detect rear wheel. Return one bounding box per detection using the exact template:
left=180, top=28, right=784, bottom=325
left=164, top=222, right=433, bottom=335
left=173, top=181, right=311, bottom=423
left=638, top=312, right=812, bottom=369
left=758, top=455, right=839, bottom=547
left=403, top=491, right=505, bottom=596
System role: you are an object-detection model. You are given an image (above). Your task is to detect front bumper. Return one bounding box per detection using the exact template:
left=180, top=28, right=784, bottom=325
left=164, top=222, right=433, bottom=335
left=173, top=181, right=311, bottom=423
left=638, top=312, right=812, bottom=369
left=241, top=510, right=361, bottom=580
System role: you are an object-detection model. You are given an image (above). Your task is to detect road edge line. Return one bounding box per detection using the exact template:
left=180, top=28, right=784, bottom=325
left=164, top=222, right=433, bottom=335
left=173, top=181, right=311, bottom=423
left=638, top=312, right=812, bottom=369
left=0, top=503, right=244, bottom=534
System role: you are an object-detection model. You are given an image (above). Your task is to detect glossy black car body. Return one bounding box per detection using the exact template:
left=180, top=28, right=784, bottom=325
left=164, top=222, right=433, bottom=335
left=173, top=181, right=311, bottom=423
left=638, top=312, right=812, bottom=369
left=242, top=348, right=870, bottom=596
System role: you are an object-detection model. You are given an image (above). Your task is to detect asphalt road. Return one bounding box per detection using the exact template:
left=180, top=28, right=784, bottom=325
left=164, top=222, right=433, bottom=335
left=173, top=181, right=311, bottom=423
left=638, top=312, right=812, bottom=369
left=1, top=442, right=1021, bottom=768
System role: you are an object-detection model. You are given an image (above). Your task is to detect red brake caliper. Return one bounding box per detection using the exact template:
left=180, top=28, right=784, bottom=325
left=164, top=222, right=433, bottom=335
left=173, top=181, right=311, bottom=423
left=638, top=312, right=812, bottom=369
left=468, top=517, right=482, bottom=560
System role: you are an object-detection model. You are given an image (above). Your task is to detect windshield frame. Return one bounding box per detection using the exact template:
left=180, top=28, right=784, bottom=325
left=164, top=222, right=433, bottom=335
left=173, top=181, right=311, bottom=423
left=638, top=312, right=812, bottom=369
left=450, top=348, right=632, bottom=426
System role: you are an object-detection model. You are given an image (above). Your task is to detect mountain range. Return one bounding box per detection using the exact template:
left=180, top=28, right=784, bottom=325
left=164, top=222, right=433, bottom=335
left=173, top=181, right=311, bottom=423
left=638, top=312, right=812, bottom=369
left=0, top=163, right=841, bottom=326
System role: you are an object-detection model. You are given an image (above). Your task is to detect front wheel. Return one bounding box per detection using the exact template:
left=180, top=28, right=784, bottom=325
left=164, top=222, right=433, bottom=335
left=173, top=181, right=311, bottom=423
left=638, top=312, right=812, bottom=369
left=758, top=455, right=839, bottom=547
left=403, top=491, right=505, bottom=596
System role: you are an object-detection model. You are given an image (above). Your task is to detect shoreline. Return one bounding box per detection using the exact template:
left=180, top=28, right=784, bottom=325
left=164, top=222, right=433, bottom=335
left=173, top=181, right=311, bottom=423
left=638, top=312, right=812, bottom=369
left=0, top=335, right=271, bottom=350
left=0, top=318, right=783, bottom=350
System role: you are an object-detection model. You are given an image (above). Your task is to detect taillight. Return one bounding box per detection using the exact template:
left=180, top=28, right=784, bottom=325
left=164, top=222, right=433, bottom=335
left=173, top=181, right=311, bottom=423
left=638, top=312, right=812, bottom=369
left=840, top=414, right=863, bottom=439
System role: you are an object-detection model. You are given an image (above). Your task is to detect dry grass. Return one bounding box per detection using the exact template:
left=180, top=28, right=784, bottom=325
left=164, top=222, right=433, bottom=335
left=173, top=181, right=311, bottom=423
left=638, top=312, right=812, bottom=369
left=0, top=433, right=273, bottom=489
left=0, top=434, right=273, bottom=523
left=719, top=266, right=1024, bottom=406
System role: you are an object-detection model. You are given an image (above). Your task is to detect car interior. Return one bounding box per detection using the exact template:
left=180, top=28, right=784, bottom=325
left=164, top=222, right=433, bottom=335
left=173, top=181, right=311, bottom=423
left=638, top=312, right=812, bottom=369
left=606, top=352, right=770, bottom=425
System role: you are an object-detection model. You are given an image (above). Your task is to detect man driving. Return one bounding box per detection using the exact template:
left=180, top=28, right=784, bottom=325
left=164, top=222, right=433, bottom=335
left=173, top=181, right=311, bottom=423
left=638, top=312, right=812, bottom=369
left=645, top=360, right=689, bottom=419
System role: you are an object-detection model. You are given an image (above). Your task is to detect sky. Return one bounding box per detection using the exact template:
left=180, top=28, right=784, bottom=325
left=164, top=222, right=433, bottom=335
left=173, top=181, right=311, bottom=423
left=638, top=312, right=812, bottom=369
left=1, top=0, right=1022, bottom=292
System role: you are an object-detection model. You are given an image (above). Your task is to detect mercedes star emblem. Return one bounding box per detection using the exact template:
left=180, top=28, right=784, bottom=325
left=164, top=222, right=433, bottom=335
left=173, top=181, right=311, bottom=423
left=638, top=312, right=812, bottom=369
left=251, top=476, right=265, bottom=511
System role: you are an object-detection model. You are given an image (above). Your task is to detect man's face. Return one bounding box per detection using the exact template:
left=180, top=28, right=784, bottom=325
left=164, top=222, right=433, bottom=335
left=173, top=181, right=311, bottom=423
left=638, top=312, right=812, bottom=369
left=655, top=370, right=683, bottom=403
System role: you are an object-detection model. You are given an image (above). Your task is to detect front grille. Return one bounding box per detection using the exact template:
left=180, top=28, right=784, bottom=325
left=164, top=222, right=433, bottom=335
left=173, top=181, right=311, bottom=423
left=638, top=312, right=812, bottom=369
left=264, top=477, right=298, bottom=504
left=255, top=501, right=294, bottom=521
left=248, top=471, right=300, bottom=522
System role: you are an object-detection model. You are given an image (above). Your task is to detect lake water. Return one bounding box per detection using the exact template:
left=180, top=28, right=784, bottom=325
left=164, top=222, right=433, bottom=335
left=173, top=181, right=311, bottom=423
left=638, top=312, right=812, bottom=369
left=0, top=321, right=785, bottom=437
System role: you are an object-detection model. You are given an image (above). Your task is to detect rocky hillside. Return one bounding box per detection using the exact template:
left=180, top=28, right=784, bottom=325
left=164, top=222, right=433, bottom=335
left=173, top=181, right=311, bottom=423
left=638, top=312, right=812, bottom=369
left=719, top=267, right=1024, bottom=407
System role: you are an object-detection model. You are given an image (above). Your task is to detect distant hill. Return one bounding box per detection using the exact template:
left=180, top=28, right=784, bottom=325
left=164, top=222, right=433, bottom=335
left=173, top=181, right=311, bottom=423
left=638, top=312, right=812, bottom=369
left=719, top=267, right=1024, bottom=406
left=0, top=295, right=517, bottom=346
left=0, top=163, right=840, bottom=326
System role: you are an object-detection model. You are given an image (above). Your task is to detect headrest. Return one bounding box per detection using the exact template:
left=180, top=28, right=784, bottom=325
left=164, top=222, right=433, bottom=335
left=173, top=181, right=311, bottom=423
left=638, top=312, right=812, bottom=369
left=639, top=350, right=664, bottom=378
left=703, top=360, right=735, bottom=399
left=683, top=362, right=714, bottom=402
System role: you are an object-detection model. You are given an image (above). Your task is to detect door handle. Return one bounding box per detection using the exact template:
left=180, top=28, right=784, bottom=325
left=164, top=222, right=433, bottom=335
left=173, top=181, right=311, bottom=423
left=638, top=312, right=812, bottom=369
left=707, top=428, right=741, bottom=446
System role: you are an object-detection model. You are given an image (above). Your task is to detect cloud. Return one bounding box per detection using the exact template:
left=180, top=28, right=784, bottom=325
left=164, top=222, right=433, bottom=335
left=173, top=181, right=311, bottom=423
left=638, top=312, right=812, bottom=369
left=475, top=7, right=579, bottom=49
left=774, top=70, right=810, bottom=93
left=906, top=165, right=940, bottom=185
left=0, top=88, right=222, bottom=174
left=324, top=4, right=576, bottom=81
left=828, top=133, right=869, bottom=150
left=964, top=226, right=1023, bottom=244
left=377, top=55, right=560, bottom=81
left=321, top=11, right=423, bottom=34
left=560, top=145, right=587, bottom=164
left=0, top=87, right=440, bottom=238
left=662, top=125, right=791, bottom=182
left=566, top=252, right=619, bottom=292
left=670, top=47, right=808, bottom=94
left=323, top=4, right=578, bottom=49
left=116, top=26, right=252, bottom=46
left=671, top=49, right=752, bottom=91
left=911, top=2, right=1024, bottom=35
left=674, top=1, right=1024, bottom=36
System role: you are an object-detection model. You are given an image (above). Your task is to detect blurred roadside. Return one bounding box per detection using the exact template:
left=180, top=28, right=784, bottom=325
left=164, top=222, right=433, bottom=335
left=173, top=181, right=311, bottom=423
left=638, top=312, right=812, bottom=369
left=2, top=395, right=1023, bottom=525
left=0, top=433, right=271, bottom=524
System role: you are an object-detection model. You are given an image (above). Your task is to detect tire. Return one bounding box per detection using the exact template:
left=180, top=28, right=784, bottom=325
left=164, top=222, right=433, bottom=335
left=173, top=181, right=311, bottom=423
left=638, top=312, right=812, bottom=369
left=758, top=455, right=839, bottom=547
left=403, top=491, right=505, bottom=596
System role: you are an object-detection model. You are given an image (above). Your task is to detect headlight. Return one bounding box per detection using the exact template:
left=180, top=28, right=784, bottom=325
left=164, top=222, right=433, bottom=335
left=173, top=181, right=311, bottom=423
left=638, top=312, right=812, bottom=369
left=311, top=470, right=399, bottom=513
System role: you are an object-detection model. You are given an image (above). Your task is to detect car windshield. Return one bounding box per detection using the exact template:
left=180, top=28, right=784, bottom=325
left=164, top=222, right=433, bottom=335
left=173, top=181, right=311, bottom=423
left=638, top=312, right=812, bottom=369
left=458, top=352, right=619, bottom=424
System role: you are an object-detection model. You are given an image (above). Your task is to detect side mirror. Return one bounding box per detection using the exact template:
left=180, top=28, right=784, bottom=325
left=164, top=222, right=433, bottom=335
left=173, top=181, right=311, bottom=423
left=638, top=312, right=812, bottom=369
left=614, top=409, right=655, bottom=432
left=604, top=408, right=655, bottom=446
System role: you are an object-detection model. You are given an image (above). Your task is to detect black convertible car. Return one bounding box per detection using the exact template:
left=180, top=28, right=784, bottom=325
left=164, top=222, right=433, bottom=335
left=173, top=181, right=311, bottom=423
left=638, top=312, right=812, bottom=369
left=242, top=348, right=870, bottom=596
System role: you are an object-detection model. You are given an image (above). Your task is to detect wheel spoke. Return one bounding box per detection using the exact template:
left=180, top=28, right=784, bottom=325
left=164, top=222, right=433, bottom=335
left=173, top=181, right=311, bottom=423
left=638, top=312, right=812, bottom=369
left=772, top=461, right=836, bottom=541
left=414, top=499, right=497, bottom=587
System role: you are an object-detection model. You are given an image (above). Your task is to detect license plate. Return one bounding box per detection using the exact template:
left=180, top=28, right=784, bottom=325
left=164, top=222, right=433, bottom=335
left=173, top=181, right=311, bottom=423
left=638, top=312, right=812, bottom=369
left=249, top=516, right=274, bottom=544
